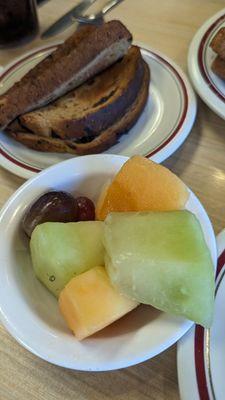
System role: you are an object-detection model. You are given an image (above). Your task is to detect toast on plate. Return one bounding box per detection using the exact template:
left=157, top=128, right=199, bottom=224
left=0, top=20, right=132, bottom=129
left=210, top=27, right=225, bottom=79
left=8, top=46, right=150, bottom=155
left=210, top=27, right=225, bottom=60
left=211, top=55, right=225, bottom=80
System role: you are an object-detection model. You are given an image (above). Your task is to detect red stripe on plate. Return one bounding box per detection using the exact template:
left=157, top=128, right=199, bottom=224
left=195, top=325, right=210, bottom=400
left=0, top=146, right=41, bottom=173
left=216, top=248, right=225, bottom=279
left=194, top=249, right=225, bottom=399
left=144, top=50, right=189, bottom=158
left=198, top=14, right=225, bottom=102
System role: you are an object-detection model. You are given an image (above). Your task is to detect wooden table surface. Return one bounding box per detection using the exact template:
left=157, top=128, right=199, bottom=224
left=1, top=0, right=225, bottom=399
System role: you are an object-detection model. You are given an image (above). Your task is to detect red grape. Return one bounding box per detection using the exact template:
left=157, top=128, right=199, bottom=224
left=76, top=196, right=95, bottom=221
left=22, top=191, right=78, bottom=237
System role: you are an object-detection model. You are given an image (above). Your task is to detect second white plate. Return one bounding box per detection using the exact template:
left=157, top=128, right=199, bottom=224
left=0, top=43, right=197, bottom=179
left=188, top=8, right=225, bottom=120
left=178, top=229, right=225, bottom=400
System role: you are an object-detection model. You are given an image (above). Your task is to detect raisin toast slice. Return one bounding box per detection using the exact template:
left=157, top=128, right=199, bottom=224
left=210, top=27, right=225, bottom=79
left=18, top=46, right=143, bottom=139
left=211, top=55, right=225, bottom=80
left=0, top=20, right=132, bottom=129
left=8, top=51, right=150, bottom=155
left=210, top=27, right=225, bottom=60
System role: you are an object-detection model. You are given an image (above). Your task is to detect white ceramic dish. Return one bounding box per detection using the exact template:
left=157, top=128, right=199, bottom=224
left=178, top=229, right=225, bottom=400
left=0, top=154, right=217, bottom=371
left=188, top=8, right=225, bottom=119
left=0, top=42, right=197, bottom=179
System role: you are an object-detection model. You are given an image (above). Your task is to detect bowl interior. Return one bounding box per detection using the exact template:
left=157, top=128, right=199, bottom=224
left=0, top=154, right=217, bottom=371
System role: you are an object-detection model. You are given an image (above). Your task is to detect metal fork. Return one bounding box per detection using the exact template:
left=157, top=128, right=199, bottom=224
left=74, top=0, right=125, bottom=24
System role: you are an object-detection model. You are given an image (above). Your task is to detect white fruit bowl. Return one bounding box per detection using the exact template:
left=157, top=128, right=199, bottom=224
left=0, top=154, right=217, bottom=371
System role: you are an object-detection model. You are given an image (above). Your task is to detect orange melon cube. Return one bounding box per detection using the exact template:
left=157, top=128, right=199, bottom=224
left=59, top=266, right=138, bottom=340
left=96, top=155, right=189, bottom=221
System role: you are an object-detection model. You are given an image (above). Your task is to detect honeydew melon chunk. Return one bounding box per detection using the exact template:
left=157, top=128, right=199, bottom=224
left=30, top=221, right=104, bottom=297
left=104, top=211, right=215, bottom=327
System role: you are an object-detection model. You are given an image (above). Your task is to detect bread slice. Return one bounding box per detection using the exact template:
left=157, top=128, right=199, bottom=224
left=8, top=60, right=150, bottom=155
left=210, top=27, right=225, bottom=60
left=211, top=55, right=225, bottom=79
left=0, top=20, right=132, bottom=129
left=210, top=27, right=225, bottom=79
left=19, top=46, right=143, bottom=139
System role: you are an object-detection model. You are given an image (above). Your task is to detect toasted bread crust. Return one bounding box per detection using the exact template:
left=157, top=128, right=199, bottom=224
left=0, top=20, right=132, bottom=129
left=20, top=46, right=143, bottom=139
left=211, top=55, right=225, bottom=79
left=210, top=27, right=225, bottom=60
left=9, top=61, right=150, bottom=154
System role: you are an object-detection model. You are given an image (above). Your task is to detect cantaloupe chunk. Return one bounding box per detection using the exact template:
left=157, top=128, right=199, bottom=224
left=96, top=156, right=189, bottom=221
left=104, top=211, right=215, bottom=328
left=59, top=266, right=138, bottom=340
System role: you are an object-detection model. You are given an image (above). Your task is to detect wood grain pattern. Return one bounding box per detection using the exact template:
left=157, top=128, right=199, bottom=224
left=1, top=0, right=225, bottom=398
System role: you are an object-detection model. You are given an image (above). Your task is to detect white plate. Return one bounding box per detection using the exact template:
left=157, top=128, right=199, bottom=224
left=0, top=42, right=197, bottom=179
left=188, top=8, right=225, bottom=119
left=0, top=155, right=217, bottom=371
left=177, top=229, right=225, bottom=400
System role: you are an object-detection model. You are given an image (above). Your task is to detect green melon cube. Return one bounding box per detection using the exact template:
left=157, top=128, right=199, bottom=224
left=104, top=211, right=215, bottom=327
left=30, top=221, right=104, bottom=297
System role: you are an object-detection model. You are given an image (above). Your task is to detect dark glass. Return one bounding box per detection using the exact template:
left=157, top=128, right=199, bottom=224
left=0, top=0, right=39, bottom=48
